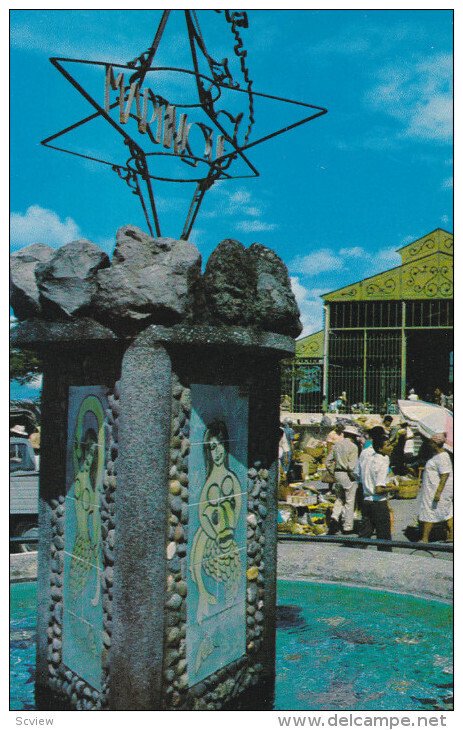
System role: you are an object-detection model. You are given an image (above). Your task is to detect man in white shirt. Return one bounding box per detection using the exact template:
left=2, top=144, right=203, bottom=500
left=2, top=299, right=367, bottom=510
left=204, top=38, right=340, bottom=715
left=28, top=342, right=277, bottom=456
left=355, top=427, right=393, bottom=552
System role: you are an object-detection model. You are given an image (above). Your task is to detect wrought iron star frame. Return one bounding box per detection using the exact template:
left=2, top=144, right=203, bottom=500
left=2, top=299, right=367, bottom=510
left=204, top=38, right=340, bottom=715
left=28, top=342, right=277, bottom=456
left=41, top=10, right=328, bottom=240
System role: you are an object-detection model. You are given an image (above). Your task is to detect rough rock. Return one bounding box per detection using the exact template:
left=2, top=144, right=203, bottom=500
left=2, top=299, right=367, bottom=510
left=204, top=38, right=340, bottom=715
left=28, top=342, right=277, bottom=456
left=36, top=240, right=109, bottom=319
left=10, top=243, right=55, bottom=320
left=247, top=243, right=302, bottom=337
left=201, top=239, right=256, bottom=325
left=113, top=226, right=173, bottom=265
left=12, top=224, right=302, bottom=346
left=93, top=226, right=201, bottom=332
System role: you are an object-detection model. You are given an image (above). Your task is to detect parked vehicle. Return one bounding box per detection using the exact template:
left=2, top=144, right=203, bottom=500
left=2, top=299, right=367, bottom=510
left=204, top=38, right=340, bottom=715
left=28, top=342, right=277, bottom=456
left=10, top=437, right=39, bottom=552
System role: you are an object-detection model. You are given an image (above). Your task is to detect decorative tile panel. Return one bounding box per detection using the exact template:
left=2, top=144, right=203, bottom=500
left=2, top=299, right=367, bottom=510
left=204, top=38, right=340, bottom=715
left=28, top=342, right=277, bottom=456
left=186, top=385, right=248, bottom=685
left=62, top=386, right=107, bottom=691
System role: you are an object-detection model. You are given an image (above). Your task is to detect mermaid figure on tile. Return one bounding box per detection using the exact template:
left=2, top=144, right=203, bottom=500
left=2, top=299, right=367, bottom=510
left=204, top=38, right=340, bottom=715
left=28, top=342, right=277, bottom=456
left=69, top=395, right=105, bottom=609
left=190, top=419, right=242, bottom=624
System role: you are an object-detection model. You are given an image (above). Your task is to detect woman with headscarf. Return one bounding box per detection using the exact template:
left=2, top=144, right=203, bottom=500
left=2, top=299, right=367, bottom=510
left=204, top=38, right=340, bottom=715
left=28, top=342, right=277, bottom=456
left=418, top=433, right=453, bottom=543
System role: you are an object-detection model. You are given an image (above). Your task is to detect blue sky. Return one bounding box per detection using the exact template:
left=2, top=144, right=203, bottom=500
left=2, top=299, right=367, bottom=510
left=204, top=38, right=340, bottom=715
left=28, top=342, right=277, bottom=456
left=10, top=9, right=453, bottom=396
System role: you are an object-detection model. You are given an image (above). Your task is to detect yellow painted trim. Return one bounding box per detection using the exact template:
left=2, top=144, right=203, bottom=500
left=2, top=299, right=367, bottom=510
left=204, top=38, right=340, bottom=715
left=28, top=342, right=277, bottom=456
left=323, top=251, right=453, bottom=301
left=295, top=329, right=324, bottom=358
left=396, top=228, right=453, bottom=262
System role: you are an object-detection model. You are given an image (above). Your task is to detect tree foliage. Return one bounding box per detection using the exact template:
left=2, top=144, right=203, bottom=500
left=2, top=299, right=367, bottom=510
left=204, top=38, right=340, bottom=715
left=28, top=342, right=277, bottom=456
left=10, top=348, right=42, bottom=385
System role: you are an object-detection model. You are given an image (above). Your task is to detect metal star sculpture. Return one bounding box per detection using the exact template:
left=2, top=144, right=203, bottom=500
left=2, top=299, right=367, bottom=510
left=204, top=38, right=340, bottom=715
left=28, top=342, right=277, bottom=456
left=41, top=10, right=327, bottom=240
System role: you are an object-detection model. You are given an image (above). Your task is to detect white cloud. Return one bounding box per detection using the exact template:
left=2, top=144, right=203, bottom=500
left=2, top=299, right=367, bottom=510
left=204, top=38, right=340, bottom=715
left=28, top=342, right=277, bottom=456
left=187, top=227, right=205, bottom=247
left=441, top=214, right=450, bottom=226
left=206, top=185, right=278, bottom=233
left=375, top=247, right=402, bottom=267
left=290, top=277, right=324, bottom=336
left=290, top=249, right=343, bottom=276
left=155, top=195, right=188, bottom=213
left=229, top=190, right=252, bottom=205
left=399, top=236, right=415, bottom=246
left=290, top=276, right=310, bottom=304
left=10, top=205, right=81, bottom=250
left=339, top=246, right=365, bottom=258
left=442, top=177, right=453, bottom=190
left=290, top=240, right=403, bottom=285
left=10, top=19, right=151, bottom=66
left=235, top=220, right=277, bottom=233
left=244, top=206, right=262, bottom=217
left=366, top=53, right=452, bottom=143
left=207, top=186, right=253, bottom=216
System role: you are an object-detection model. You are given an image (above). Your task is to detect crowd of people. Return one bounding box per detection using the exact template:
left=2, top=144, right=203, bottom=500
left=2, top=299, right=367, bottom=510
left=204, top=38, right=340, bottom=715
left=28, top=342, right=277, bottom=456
left=321, top=385, right=453, bottom=417
left=279, top=413, right=453, bottom=550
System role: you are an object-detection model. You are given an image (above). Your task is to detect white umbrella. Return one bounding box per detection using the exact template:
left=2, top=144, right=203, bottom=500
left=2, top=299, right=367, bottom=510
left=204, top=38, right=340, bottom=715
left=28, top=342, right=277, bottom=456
left=398, top=399, right=453, bottom=451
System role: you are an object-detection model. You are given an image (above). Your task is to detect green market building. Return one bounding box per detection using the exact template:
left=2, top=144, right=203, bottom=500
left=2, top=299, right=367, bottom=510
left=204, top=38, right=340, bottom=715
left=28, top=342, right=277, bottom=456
left=282, top=228, right=453, bottom=413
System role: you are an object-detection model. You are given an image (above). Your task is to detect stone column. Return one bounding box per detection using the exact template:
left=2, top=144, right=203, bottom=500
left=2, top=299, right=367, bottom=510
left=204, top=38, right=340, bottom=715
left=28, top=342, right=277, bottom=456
left=109, top=341, right=172, bottom=710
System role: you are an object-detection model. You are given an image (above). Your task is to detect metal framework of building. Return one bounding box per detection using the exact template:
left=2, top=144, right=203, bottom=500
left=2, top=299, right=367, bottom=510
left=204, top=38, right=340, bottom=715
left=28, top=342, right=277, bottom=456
left=282, top=228, right=453, bottom=412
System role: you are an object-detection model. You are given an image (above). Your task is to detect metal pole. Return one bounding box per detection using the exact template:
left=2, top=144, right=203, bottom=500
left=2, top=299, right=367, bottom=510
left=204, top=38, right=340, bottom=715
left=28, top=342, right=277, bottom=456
left=128, top=10, right=171, bottom=86
left=363, top=328, right=367, bottom=404
left=401, top=300, right=407, bottom=399
left=322, top=303, right=330, bottom=405
left=291, top=361, right=296, bottom=413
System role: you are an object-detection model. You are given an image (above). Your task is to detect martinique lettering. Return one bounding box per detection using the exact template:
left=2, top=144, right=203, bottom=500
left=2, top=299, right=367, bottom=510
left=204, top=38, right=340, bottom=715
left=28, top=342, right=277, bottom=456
left=104, top=65, right=225, bottom=162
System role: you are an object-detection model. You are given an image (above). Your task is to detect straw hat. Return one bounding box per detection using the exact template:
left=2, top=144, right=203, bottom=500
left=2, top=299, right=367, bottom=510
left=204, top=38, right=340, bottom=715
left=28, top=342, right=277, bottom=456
left=10, top=424, right=28, bottom=436
left=343, top=425, right=361, bottom=438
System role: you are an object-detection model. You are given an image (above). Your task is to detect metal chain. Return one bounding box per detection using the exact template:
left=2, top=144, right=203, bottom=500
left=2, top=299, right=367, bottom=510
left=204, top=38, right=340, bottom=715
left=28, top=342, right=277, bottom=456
left=190, top=10, right=255, bottom=147
left=223, top=10, right=255, bottom=146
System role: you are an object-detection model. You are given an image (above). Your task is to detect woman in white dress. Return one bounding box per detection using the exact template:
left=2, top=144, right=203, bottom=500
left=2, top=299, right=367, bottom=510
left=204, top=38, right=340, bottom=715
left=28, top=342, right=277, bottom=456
left=419, top=433, right=453, bottom=543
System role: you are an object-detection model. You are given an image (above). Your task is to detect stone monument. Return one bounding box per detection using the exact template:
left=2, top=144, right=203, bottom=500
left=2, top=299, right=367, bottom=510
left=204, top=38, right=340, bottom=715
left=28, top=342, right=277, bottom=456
left=11, top=225, right=300, bottom=710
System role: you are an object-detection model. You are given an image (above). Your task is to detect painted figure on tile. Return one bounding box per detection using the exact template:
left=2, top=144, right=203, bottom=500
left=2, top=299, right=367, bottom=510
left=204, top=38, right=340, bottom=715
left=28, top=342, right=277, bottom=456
left=194, top=634, right=219, bottom=674
left=70, top=395, right=105, bottom=607
left=190, top=419, right=242, bottom=623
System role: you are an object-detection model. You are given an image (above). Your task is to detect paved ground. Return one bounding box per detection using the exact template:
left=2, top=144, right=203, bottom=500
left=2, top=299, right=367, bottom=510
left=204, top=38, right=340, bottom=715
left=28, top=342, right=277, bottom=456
left=388, top=494, right=419, bottom=540
left=367, top=494, right=452, bottom=560
left=279, top=493, right=453, bottom=598
left=10, top=551, right=37, bottom=582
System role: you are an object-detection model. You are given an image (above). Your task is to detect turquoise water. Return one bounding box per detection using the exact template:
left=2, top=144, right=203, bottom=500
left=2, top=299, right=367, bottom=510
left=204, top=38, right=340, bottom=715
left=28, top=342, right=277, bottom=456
left=275, top=581, right=453, bottom=711
left=10, top=582, right=37, bottom=711
left=10, top=581, right=452, bottom=711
